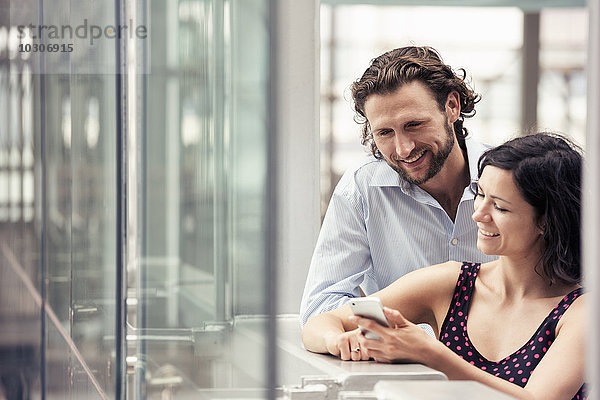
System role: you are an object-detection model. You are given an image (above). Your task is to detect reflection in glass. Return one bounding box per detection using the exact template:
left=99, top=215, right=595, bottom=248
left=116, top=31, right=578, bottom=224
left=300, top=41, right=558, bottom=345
left=2, top=0, right=272, bottom=397
left=126, top=0, right=271, bottom=397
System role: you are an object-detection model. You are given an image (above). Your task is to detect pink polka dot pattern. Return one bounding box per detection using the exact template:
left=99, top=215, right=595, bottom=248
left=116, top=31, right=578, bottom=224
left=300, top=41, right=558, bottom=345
left=439, top=262, right=586, bottom=400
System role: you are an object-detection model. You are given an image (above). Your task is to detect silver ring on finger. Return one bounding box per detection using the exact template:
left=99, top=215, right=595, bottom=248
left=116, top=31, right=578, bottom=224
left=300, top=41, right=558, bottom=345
left=352, top=347, right=360, bottom=352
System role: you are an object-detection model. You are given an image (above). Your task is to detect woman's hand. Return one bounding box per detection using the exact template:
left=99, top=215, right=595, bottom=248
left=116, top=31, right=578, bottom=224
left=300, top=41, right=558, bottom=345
left=324, top=328, right=371, bottom=361
left=351, top=306, right=435, bottom=364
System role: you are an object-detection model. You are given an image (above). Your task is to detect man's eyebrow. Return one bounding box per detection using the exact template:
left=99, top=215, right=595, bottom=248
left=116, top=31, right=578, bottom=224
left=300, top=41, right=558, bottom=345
left=406, top=118, right=429, bottom=124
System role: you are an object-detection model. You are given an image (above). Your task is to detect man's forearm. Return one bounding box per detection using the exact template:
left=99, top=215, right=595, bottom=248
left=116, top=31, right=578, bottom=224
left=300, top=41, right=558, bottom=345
left=301, top=312, right=346, bottom=354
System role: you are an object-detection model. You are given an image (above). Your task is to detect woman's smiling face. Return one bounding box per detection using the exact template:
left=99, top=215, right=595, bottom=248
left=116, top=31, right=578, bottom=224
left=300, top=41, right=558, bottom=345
left=472, top=166, right=545, bottom=259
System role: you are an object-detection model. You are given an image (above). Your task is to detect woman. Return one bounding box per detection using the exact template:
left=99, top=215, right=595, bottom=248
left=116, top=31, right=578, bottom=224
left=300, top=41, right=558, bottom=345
left=302, top=133, right=586, bottom=400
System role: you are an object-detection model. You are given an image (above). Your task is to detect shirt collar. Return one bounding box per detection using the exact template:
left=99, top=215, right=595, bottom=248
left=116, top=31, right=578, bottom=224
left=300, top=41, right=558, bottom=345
left=370, top=159, right=402, bottom=187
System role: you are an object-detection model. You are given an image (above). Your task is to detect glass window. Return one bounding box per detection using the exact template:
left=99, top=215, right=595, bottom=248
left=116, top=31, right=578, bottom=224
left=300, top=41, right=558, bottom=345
left=2, top=0, right=274, bottom=398
left=126, top=0, right=272, bottom=397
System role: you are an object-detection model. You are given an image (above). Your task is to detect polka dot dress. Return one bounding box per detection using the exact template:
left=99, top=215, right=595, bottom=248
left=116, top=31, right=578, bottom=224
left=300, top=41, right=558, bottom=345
left=439, top=262, right=586, bottom=400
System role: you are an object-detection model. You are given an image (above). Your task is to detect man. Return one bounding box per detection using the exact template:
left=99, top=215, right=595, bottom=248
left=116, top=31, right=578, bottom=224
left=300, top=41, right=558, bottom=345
left=300, top=46, right=497, bottom=326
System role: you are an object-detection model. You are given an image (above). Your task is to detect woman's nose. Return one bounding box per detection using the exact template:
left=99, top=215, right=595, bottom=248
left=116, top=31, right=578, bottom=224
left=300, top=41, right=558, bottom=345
left=472, top=202, right=491, bottom=223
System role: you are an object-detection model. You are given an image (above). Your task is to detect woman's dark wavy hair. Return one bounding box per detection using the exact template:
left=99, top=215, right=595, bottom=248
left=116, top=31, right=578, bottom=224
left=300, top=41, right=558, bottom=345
left=351, top=46, right=480, bottom=159
left=477, top=133, right=583, bottom=285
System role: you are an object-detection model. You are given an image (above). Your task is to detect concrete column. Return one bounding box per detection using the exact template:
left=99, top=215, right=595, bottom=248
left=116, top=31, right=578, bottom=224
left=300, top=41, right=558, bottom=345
left=273, top=0, right=320, bottom=315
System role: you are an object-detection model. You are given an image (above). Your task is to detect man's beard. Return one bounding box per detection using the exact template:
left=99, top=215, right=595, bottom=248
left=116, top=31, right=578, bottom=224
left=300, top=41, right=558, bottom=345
left=388, top=120, right=455, bottom=185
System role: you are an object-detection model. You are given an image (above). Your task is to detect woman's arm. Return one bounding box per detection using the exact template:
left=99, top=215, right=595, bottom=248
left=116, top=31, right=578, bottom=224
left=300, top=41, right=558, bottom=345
left=357, top=298, right=586, bottom=400
left=371, top=261, right=461, bottom=335
left=523, top=294, right=587, bottom=400
left=356, top=308, right=535, bottom=399
left=301, top=261, right=461, bottom=359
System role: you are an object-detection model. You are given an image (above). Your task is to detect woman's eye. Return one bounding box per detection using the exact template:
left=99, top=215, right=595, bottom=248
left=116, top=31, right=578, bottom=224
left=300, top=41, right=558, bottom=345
left=494, top=204, right=508, bottom=212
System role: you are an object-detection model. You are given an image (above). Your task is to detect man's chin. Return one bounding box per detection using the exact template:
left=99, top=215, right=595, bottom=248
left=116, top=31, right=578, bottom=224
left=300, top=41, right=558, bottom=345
left=391, top=164, right=431, bottom=185
left=403, top=174, right=432, bottom=186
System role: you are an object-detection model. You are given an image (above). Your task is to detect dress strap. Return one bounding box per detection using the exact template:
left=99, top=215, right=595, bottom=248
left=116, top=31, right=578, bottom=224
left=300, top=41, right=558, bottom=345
left=547, top=287, right=584, bottom=322
left=438, top=262, right=481, bottom=340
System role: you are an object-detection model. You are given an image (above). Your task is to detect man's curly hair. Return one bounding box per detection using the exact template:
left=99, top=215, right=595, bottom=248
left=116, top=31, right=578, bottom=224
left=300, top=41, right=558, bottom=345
left=351, top=46, right=481, bottom=159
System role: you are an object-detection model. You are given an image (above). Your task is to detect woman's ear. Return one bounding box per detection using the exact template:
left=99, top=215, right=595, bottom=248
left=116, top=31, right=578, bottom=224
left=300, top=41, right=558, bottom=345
left=537, top=216, right=546, bottom=236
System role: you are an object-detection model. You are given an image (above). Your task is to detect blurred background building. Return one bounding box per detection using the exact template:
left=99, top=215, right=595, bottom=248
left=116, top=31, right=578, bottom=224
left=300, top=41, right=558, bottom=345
left=0, top=0, right=598, bottom=399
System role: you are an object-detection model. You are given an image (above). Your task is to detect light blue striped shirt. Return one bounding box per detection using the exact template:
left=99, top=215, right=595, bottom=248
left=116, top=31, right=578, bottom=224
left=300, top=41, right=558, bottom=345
left=300, top=137, right=497, bottom=325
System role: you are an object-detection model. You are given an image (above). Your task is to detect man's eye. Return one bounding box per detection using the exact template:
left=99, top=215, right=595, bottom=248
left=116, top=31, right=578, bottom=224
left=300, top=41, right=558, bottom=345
left=377, top=130, right=391, bottom=137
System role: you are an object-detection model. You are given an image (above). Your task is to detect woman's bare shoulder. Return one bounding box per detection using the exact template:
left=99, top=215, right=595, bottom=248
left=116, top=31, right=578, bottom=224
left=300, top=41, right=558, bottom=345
left=412, top=260, right=464, bottom=279
left=394, top=261, right=464, bottom=292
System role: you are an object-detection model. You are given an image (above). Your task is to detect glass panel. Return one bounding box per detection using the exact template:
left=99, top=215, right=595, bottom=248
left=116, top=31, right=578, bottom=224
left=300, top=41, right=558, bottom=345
left=0, top=63, right=42, bottom=398
left=127, top=0, right=271, bottom=397
left=3, top=0, right=120, bottom=398
left=41, top=72, right=117, bottom=398
left=40, top=17, right=118, bottom=400
left=4, top=0, right=274, bottom=396
left=1, top=2, right=42, bottom=399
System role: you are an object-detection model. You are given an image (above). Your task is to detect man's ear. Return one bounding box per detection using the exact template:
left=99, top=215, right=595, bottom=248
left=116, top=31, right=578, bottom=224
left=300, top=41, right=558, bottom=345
left=445, top=91, right=461, bottom=123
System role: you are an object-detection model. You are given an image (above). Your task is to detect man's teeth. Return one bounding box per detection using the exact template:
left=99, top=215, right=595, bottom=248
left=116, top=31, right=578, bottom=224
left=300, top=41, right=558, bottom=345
left=480, top=229, right=499, bottom=237
left=402, top=150, right=426, bottom=163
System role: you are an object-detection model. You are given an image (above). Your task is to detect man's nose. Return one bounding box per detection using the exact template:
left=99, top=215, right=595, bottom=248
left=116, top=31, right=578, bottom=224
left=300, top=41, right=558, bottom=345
left=394, top=134, right=415, bottom=159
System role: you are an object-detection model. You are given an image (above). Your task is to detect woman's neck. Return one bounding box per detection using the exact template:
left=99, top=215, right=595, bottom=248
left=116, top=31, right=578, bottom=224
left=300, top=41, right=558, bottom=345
left=485, top=254, right=574, bottom=301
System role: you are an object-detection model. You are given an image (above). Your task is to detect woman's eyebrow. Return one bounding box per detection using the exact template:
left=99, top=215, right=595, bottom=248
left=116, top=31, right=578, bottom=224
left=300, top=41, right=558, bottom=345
left=489, top=194, right=512, bottom=205
left=477, top=184, right=512, bottom=205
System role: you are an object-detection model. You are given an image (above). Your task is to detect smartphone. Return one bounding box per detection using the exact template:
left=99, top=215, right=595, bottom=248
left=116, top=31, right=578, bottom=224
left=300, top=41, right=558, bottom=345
left=349, top=297, right=389, bottom=340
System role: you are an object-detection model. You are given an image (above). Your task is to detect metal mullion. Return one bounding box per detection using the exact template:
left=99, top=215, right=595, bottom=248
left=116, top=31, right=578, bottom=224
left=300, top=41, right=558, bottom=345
left=114, top=0, right=127, bottom=398
left=212, top=0, right=228, bottom=323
